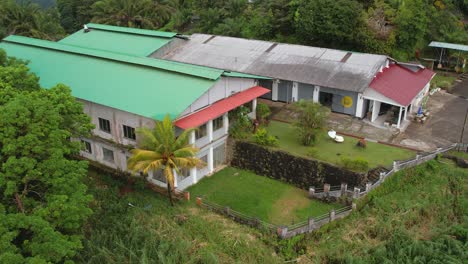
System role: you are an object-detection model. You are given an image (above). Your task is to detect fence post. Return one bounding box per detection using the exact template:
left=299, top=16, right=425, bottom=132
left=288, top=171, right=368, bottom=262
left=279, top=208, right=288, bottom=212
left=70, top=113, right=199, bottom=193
left=353, top=187, right=360, bottom=199
left=393, top=161, right=399, bottom=171
left=308, top=217, right=315, bottom=230
left=324, top=183, right=330, bottom=193
left=365, top=183, right=372, bottom=193
left=340, top=183, right=347, bottom=196
left=196, top=197, right=202, bottom=206
left=329, top=209, right=336, bottom=221
left=224, top=206, right=230, bottom=216
left=308, top=187, right=315, bottom=198
left=277, top=226, right=288, bottom=238
left=352, top=202, right=357, bottom=210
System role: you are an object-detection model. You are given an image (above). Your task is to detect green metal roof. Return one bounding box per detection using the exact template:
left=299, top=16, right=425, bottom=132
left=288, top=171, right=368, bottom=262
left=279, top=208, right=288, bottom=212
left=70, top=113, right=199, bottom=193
left=222, top=71, right=272, bottom=79
left=59, top=23, right=177, bottom=57
left=429, top=41, right=468, bottom=52
left=0, top=36, right=218, bottom=120
left=5, top=35, right=223, bottom=80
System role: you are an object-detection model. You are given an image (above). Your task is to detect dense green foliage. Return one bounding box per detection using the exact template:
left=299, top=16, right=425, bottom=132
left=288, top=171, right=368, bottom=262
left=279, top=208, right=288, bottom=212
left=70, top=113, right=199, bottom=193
left=253, top=128, right=278, bottom=146
left=306, top=160, right=467, bottom=262
left=293, top=100, right=330, bottom=146
left=6, top=0, right=466, bottom=60
left=0, top=49, right=94, bottom=263
left=341, top=157, right=370, bottom=172
left=79, top=168, right=282, bottom=263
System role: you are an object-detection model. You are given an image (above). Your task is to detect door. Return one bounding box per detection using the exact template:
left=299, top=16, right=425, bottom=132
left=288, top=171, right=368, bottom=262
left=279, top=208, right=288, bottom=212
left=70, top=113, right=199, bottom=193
left=278, top=81, right=293, bottom=102
left=258, top=79, right=273, bottom=100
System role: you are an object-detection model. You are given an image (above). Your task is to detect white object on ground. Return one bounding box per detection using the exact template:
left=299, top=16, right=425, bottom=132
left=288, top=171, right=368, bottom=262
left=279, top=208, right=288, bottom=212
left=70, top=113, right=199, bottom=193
left=334, top=136, right=344, bottom=143
left=328, top=130, right=337, bottom=139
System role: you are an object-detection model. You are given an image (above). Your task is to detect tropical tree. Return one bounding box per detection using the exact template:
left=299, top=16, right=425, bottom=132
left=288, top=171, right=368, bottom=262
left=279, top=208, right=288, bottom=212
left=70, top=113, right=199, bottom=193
left=127, top=115, right=202, bottom=206
left=90, top=0, right=173, bottom=29
left=293, top=100, right=330, bottom=146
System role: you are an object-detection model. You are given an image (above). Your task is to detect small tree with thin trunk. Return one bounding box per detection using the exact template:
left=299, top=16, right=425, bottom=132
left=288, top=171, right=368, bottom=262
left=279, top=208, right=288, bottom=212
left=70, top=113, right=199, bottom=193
left=293, top=100, right=330, bottom=146
left=127, top=114, right=203, bottom=206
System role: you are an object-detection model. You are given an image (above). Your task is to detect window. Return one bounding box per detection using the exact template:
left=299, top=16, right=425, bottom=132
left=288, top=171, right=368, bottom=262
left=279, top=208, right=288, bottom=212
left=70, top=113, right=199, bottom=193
left=123, top=125, right=136, bottom=140
left=195, top=123, right=207, bottom=139
left=102, top=147, right=114, bottom=162
left=81, top=140, right=92, bottom=153
left=213, top=116, right=224, bottom=131
left=98, top=118, right=111, bottom=133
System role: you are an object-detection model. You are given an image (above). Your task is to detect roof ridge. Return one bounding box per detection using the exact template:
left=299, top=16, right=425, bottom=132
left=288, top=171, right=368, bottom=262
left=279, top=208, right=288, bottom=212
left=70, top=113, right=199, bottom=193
left=86, top=23, right=177, bottom=38
left=2, top=35, right=223, bottom=80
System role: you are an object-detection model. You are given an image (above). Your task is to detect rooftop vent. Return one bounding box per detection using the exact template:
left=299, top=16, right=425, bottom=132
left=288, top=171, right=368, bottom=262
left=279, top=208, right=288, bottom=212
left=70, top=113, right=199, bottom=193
left=203, top=35, right=216, bottom=44
left=265, top=43, right=278, bottom=53
left=83, top=24, right=90, bottom=33
left=340, top=52, right=352, bottom=63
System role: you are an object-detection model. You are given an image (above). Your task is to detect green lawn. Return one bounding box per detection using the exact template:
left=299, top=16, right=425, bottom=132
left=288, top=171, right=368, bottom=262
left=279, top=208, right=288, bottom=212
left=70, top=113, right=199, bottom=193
left=188, top=167, right=341, bottom=225
left=448, top=150, right=468, bottom=160
left=265, top=121, right=415, bottom=169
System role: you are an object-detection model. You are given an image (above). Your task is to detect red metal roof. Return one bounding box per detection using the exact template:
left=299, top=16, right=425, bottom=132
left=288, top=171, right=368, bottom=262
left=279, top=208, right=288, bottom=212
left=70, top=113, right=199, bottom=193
left=369, top=64, right=435, bottom=106
left=175, top=86, right=270, bottom=129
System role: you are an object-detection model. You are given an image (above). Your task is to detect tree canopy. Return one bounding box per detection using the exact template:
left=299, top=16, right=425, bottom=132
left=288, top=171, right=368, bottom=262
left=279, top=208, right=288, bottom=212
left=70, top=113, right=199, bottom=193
left=0, top=49, right=94, bottom=263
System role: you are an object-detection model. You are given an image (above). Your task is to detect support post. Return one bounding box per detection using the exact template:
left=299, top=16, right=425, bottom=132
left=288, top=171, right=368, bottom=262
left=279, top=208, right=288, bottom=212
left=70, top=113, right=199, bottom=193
left=365, top=183, right=372, bottom=192
left=308, top=187, right=315, bottom=198
left=191, top=167, right=197, bottom=184
left=308, top=217, right=315, bottom=230
left=397, top=106, right=403, bottom=128
left=277, top=226, right=288, bottom=238
left=353, top=187, right=360, bottom=199
left=223, top=112, right=229, bottom=135
left=324, top=183, right=330, bottom=193
left=340, top=183, right=348, bottom=196
left=330, top=209, right=336, bottom=221
left=352, top=202, right=357, bottom=210
left=313, top=86, right=320, bottom=103
left=196, top=197, right=202, bottom=206
left=272, top=80, right=279, bottom=101
left=208, top=146, right=214, bottom=173
left=207, top=119, right=213, bottom=142
left=184, top=191, right=190, bottom=201
left=292, top=82, right=299, bottom=102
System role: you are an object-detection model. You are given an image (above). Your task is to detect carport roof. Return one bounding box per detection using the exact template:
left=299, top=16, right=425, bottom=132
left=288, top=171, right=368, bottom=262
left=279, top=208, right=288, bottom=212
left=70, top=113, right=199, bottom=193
left=369, top=64, right=435, bottom=106
left=155, top=34, right=388, bottom=93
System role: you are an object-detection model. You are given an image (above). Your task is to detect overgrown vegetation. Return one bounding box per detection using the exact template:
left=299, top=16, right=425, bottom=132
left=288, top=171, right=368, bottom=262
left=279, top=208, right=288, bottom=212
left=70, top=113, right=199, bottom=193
left=293, top=100, right=330, bottom=146
left=304, top=160, right=468, bottom=262
left=253, top=128, right=278, bottom=146
left=228, top=105, right=253, bottom=139
left=256, top=102, right=271, bottom=124
left=79, top=168, right=282, bottom=263
left=341, top=157, right=370, bottom=172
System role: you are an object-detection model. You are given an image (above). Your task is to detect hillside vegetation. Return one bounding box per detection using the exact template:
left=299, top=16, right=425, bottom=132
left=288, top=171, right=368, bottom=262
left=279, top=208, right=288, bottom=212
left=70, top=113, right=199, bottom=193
left=3, top=0, right=468, bottom=61
left=303, top=159, right=467, bottom=263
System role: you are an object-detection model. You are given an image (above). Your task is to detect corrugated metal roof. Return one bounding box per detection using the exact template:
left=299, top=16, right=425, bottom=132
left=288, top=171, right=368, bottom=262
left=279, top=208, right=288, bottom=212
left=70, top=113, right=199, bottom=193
left=87, top=23, right=177, bottom=38
left=222, top=71, right=271, bottom=79
left=156, top=34, right=388, bottom=93
left=369, top=64, right=435, bottom=106
left=0, top=36, right=218, bottom=120
left=5, top=35, right=223, bottom=80
left=429, top=41, right=468, bottom=52
left=175, top=86, right=270, bottom=129
left=60, top=23, right=176, bottom=57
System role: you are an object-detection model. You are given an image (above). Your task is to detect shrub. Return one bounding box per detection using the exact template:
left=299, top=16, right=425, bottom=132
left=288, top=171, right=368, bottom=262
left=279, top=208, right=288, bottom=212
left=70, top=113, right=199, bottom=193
left=292, top=100, right=330, bottom=146
left=341, top=157, right=369, bottom=172
left=229, top=106, right=253, bottom=139
left=256, top=103, right=271, bottom=123
left=357, top=138, right=367, bottom=148
left=253, top=128, right=278, bottom=146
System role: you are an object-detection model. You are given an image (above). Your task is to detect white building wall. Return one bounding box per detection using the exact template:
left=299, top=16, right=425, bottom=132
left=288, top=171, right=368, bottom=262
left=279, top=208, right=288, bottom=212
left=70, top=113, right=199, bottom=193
left=179, top=76, right=256, bottom=117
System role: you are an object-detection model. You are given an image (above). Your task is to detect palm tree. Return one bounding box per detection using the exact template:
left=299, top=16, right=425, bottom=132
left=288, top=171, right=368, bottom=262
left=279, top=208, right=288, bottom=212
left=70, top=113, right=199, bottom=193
left=127, top=114, right=202, bottom=206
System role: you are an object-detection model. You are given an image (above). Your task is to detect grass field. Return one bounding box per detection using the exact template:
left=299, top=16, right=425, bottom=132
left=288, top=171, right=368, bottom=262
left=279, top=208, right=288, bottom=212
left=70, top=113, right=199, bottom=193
left=432, top=73, right=457, bottom=91
left=188, top=167, right=341, bottom=225
left=265, top=121, right=415, bottom=169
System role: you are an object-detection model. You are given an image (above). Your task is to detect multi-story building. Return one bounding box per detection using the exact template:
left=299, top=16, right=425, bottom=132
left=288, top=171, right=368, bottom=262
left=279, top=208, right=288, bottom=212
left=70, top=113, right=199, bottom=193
left=0, top=23, right=435, bottom=189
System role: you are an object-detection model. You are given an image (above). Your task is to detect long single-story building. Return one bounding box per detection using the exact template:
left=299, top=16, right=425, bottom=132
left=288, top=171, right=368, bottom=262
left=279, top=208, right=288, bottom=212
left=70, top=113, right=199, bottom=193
left=0, top=23, right=435, bottom=190
left=153, top=33, right=435, bottom=129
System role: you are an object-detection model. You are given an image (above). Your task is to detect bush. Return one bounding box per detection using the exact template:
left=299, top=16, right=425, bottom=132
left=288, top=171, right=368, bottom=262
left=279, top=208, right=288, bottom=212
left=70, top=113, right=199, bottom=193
left=341, top=157, right=369, bottom=172
left=253, top=128, right=278, bottom=146
left=229, top=106, right=253, bottom=139
left=357, top=138, right=367, bottom=148
left=292, top=100, right=330, bottom=146
left=256, top=103, right=271, bottom=123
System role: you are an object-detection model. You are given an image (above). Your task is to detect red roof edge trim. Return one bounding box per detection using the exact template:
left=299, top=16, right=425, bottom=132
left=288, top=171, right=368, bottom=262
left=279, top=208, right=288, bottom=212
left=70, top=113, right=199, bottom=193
left=175, top=86, right=270, bottom=129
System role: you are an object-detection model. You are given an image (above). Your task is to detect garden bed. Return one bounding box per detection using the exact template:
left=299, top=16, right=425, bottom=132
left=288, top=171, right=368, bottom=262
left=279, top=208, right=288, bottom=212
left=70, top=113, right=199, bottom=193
left=188, top=167, right=341, bottom=226
left=264, top=121, right=415, bottom=169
